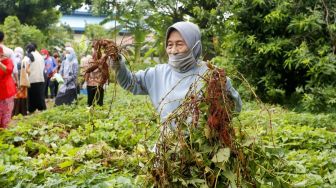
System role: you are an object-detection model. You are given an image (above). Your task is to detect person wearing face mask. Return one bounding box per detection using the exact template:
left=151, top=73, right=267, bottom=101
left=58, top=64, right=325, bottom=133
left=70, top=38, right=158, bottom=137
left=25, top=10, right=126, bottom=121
left=41, top=49, right=57, bottom=100
left=112, top=21, right=242, bottom=122
left=25, top=43, right=46, bottom=113
left=0, top=46, right=16, bottom=128
left=55, top=47, right=78, bottom=106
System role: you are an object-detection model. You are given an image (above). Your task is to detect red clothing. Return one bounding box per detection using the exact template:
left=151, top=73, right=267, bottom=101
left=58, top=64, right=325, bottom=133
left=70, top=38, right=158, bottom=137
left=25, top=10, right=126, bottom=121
left=0, top=58, right=16, bottom=100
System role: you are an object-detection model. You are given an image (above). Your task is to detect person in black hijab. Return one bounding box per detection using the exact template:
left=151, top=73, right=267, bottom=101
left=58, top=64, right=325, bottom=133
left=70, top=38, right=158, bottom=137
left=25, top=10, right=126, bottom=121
left=26, top=43, right=35, bottom=62
left=25, top=43, right=47, bottom=113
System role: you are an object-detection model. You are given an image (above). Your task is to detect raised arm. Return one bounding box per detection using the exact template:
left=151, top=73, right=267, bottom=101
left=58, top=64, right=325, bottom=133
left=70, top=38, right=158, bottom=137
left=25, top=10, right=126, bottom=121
left=113, top=56, right=151, bottom=95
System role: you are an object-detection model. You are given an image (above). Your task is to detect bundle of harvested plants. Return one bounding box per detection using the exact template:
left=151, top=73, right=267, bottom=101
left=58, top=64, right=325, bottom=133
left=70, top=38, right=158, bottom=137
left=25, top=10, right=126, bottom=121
left=84, top=39, right=121, bottom=85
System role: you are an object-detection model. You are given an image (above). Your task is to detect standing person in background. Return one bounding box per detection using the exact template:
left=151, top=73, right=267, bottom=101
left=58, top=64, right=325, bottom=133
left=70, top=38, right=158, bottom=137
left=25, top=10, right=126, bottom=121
left=82, top=55, right=105, bottom=106
left=41, top=49, right=57, bottom=99
left=0, top=31, right=18, bottom=86
left=0, top=46, right=16, bottom=129
left=55, top=47, right=78, bottom=106
left=53, top=52, right=62, bottom=95
left=26, top=43, right=46, bottom=113
left=61, top=50, right=67, bottom=62
left=79, top=55, right=88, bottom=95
left=12, top=47, right=30, bottom=116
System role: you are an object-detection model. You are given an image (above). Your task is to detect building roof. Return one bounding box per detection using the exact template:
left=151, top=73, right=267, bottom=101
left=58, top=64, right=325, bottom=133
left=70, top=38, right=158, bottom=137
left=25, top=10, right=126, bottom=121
left=59, top=11, right=119, bottom=34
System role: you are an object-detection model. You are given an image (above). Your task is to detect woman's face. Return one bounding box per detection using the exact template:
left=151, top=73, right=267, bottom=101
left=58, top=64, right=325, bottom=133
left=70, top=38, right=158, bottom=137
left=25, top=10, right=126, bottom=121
left=166, top=30, right=188, bottom=55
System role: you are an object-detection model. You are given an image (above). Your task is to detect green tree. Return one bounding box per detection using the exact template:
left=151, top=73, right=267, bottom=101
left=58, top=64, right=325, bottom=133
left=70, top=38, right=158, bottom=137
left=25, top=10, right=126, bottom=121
left=0, top=16, right=73, bottom=51
left=0, top=0, right=85, bottom=30
left=222, top=0, right=336, bottom=112
left=92, top=0, right=152, bottom=64
left=120, top=0, right=151, bottom=64
left=85, top=24, right=108, bottom=41
left=45, top=24, right=74, bottom=50
left=21, top=25, right=45, bottom=48
left=181, top=0, right=233, bottom=60
left=1, top=16, right=22, bottom=48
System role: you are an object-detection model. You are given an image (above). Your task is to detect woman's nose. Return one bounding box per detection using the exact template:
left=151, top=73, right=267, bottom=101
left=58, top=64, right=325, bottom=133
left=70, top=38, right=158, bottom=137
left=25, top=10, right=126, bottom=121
left=171, top=45, right=178, bottom=54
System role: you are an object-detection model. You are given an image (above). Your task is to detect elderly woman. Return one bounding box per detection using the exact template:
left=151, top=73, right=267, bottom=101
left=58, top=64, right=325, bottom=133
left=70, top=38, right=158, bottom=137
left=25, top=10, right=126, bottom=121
left=12, top=47, right=30, bottom=116
left=0, top=46, right=16, bottom=128
left=55, top=47, right=78, bottom=106
left=112, top=21, right=242, bottom=122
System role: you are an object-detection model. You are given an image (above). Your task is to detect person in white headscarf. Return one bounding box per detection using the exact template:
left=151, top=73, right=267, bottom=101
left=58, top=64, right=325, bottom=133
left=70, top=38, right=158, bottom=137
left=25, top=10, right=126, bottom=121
left=12, top=47, right=30, bottom=116
left=55, top=47, right=78, bottom=106
left=112, top=21, right=242, bottom=122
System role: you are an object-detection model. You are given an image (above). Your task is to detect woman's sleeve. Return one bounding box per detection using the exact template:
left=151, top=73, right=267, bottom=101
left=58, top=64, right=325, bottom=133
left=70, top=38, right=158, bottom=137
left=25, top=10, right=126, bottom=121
left=226, top=77, right=242, bottom=112
left=0, top=59, right=14, bottom=79
left=115, top=58, right=150, bottom=95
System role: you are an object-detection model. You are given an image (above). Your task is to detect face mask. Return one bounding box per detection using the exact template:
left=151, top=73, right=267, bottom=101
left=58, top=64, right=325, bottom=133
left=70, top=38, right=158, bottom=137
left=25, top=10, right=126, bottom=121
left=65, top=54, right=71, bottom=60
left=168, top=40, right=200, bottom=73
left=43, top=55, right=47, bottom=59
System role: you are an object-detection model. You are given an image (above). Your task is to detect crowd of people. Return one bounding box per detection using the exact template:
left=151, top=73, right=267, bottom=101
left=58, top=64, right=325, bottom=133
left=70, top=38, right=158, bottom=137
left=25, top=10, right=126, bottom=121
left=1, top=21, right=242, bottom=130
left=0, top=31, right=106, bottom=129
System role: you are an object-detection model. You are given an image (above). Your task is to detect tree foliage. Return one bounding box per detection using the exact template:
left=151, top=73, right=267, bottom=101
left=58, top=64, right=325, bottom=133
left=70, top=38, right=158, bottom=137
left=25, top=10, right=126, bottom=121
left=0, top=16, right=73, bottom=51
left=45, top=24, right=74, bottom=50
left=0, top=0, right=85, bottom=30
left=85, top=24, right=108, bottom=41
left=0, top=16, right=45, bottom=49
left=79, top=0, right=336, bottom=112
left=92, top=0, right=152, bottom=63
left=220, top=0, right=336, bottom=112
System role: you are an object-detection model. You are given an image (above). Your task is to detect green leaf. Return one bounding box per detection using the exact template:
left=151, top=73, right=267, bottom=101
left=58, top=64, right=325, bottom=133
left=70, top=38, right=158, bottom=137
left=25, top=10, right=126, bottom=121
left=58, top=160, right=74, bottom=169
left=223, top=169, right=237, bottom=188
left=211, top=148, right=230, bottom=163
left=186, top=178, right=207, bottom=186
left=115, top=176, right=132, bottom=185
left=13, top=136, right=24, bottom=142
left=327, top=170, right=336, bottom=184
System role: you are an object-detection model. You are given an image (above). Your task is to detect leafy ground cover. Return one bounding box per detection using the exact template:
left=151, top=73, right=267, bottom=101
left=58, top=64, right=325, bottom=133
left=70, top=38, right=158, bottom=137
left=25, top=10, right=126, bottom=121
left=0, top=87, right=335, bottom=187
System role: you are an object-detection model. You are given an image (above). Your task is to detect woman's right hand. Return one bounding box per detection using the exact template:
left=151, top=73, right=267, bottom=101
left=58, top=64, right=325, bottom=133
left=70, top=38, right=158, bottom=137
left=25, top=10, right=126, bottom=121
left=110, top=55, right=124, bottom=70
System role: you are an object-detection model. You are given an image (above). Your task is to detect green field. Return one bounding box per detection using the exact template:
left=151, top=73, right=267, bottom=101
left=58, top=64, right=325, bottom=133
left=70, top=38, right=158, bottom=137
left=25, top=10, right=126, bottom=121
left=1, top=85, right=335, bottom=187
